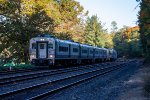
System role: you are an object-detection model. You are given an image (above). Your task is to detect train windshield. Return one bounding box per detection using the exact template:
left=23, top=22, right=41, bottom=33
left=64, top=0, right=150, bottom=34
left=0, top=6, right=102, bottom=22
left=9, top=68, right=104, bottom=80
left=48, top=43, right=53, bottom=49
left=32, top=43, right=36, bottom=49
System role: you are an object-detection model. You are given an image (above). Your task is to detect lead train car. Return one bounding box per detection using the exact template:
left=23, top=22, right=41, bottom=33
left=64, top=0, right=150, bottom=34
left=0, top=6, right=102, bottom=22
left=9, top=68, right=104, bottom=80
left=29, top=35, right=117, bottom=67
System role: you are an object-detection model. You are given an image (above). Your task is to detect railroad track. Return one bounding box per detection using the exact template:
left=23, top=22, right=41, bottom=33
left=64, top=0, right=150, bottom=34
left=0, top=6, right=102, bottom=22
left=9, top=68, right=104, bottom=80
left=0, top=62, right=116, bottom=76
left=0, top=61, right=134, bottom=100
left=0, top=62, right=115, bottom=86
left=0, top=63, right=102, bottom=76
left=0, top=68, right=46, bottom=75
left=29, top=63, right=129, bottom=100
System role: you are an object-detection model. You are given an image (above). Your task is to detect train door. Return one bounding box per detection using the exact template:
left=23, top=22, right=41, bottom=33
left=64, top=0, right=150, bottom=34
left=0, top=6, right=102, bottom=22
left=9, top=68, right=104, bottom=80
left=37, top=42, right=48, bottom=58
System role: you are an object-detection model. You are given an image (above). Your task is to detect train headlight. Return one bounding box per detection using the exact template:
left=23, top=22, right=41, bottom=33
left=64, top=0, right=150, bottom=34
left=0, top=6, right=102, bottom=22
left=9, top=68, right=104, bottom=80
left=49, top=55, right=53, bottom=58
left=31, top=54, right=36, bottom=58
left=40, top=39, right=44, bottom=41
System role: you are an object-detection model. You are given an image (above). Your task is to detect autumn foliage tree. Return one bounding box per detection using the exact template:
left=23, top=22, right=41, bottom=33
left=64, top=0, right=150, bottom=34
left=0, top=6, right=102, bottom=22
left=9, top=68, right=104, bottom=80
left=84, top=15, right=114, bottom=48
left=136, top=0, right=150, bottom=60
left=113, top=26, right=142, bottom=57
left=0, top=0, right=85, bottom=63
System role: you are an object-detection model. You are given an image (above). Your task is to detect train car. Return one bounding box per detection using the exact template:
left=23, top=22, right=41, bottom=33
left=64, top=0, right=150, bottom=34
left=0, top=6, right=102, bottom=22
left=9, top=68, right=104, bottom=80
left=29, top=34, right=55, bottom=66
left=88, top=45, right=95, bottom=63
left=108, top=49, right=117, bottom=61
left=96, top=47, right=105, bottom=62
left=94, top=47, right=100, bottom=62
left=99, top=48, right=104, bottom=61
left=29, top=34, right=117, bottom=67
left=80, top=44, right=92, bottom=64
left=55, top=39, right=80, bottom=65
left=101, top=48, right=108, bottom=61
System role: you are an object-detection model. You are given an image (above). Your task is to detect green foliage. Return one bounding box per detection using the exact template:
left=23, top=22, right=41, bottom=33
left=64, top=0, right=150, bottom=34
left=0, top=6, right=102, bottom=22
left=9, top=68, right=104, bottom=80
left=111, top=21, right=118, bottom=33
left=0, top=0, right=85, bottom=63
left=53, top=32, right=72, bottom=40
left=136, top=0, right=150, bottom=61
left=0, top=0, right=145, bottom=64
left=71, top=22, right=85, bottom=43
left=3, top=61, right=15, bottom=67
left=84, top=15, right=108, bottom=47
left=0, top=0, right=58, bottom=63
left=113, top=26, right=143, bottom=58
left=13, top=64, right=36, bottom=70
left=54, top=0, right=85, bottom=34
left=0, top=64, right=35, bottom=71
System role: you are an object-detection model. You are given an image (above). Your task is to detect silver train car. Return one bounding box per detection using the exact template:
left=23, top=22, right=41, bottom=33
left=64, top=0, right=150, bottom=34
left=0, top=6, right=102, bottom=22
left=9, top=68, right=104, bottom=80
left=29, top=34, right=117, bottom=67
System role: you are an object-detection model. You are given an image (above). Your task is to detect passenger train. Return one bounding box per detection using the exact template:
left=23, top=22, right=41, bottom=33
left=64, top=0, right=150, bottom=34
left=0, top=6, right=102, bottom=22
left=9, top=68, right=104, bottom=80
left=29, top=34, right=117, bottom=67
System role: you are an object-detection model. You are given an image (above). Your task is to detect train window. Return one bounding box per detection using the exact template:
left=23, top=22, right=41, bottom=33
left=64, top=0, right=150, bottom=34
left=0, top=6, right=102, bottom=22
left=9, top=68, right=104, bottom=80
left=66, top=47, right=68, bottom=51
left=48, top=43, right=53, bottom=49
left=59, top=46, right=68, bottom=52
left=95, top=51, right=98, bottom=54
left=90, top=50, right=93, bottom=54
left=59, top=46, right=61, bottom=51
left=73, top=48, right=78, bottom=52
left=82, top=50, right=87, bottom=53
left=32, top=43, right=36, bottom=49
left=40, top=44, right=44, bottom=49
left=109, top=51, right=111, bottom=54
left=101, top=51, right=103, bottom=53
left=99, top=50, right=102, bottom=54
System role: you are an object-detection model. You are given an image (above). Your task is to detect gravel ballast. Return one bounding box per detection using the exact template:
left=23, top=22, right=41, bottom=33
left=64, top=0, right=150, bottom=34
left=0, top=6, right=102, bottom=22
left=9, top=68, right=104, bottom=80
left=0, top=64, right=111, bottom=95
left=44, top=60, right=142, bottom=100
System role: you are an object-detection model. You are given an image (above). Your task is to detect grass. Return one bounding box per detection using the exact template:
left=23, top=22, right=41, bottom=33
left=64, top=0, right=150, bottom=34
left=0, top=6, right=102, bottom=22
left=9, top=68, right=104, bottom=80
left=0, top=64, right=36, bottom=71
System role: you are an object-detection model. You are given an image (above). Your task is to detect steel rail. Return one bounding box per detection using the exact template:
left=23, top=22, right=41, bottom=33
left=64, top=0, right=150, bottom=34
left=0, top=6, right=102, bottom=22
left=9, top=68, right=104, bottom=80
left=0, top=62, right=127, bottom=99
left=29, top=64, right=125, bottom=100
left=0, top=62, right=113, bottom=85
left=0, top=68, right=42, bottom=75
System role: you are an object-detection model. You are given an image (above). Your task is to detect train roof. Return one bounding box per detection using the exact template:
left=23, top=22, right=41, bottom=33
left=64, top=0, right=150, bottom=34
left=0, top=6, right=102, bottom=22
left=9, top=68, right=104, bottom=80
left=80, top=44, right=96, bottom=48
left=30, top=34, right=56, bottom=40
left=56, top=39, right=80, bottom=45
left=37, top=34, right=56, bottom=38
left=30, top=35, right=114, bottom=51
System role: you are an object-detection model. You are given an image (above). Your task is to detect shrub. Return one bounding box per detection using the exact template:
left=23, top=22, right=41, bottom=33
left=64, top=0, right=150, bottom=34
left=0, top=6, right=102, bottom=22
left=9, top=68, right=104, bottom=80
left=0, top=64, right=36, bottom=71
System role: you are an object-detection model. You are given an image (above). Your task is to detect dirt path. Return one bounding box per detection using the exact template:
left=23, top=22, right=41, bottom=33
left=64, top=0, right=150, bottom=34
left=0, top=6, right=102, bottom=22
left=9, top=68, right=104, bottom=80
left=118, top=63, right=150, bottom=100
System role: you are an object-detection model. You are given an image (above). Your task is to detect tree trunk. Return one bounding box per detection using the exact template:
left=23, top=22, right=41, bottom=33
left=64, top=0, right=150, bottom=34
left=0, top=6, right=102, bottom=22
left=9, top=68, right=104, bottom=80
left=23, top=46, right=29, bottom=64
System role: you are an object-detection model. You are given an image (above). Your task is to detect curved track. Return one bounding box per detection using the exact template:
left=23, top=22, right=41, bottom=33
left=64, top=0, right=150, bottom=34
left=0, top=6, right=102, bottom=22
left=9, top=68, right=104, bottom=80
left=0, top=61, right=135, bottom=100
left=0, top=68, right=46, bottom=75
left=0, top=62, right=114, bottom=86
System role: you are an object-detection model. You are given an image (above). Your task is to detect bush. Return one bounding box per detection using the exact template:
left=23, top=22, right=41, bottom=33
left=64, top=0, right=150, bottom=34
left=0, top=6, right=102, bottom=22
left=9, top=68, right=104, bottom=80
left=13, top=64, right=36, bottom=70
left=0, top=64, right=36, bottom=71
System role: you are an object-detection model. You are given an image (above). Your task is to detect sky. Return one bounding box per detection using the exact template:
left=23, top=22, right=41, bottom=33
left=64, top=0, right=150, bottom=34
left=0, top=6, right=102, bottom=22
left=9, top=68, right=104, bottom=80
left=76, top=0, right=140, bottom=32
